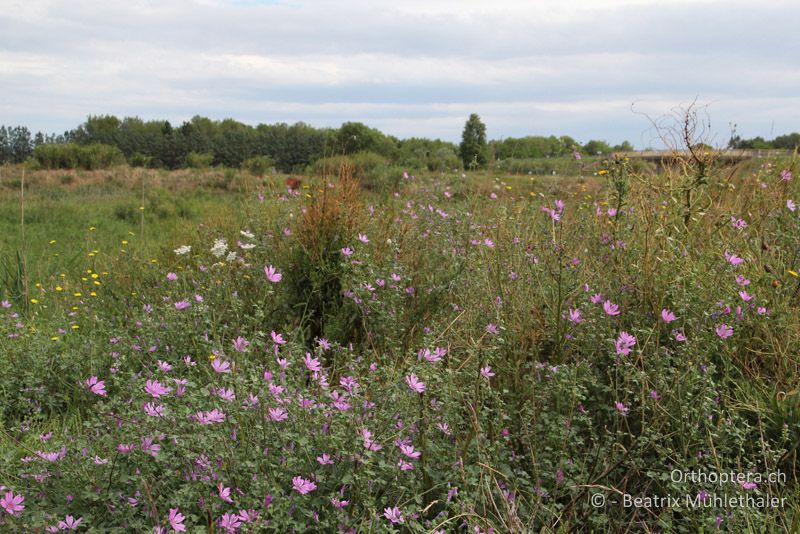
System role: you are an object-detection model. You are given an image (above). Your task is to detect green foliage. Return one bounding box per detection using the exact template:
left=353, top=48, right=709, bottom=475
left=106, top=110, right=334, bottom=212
left=31, top=143, right=124, bottom=170
left=185, top=151, right=215, bottom=169
left=460, top=113, right=489, bottom=169
left=241, top=155, right=274, bottom=176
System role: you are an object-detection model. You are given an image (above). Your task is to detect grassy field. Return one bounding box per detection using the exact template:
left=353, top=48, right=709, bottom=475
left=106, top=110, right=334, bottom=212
left=0, top=157, right=798, bottom=532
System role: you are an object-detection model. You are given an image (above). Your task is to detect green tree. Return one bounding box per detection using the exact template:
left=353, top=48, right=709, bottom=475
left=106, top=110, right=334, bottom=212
left=459, top=114, right=488, bottom=169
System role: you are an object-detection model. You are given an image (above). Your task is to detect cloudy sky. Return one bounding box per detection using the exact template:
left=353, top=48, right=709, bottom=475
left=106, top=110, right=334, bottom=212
left=1, top=0, right=798, bottom=146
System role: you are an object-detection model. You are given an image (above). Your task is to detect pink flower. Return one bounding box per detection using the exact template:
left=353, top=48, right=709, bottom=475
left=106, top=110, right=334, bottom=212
left=144, top=402, right=166, bottom=417
left=485, top=323, right=499, bottom=335
left=57, top=515, right=83, bottom=530
left=405, top=374, right=426, bottom=394
left=168, top=508, right=186, bottom=532
left=661, top=309, right=676, bottom=323
left=331, top=497, right=349, bottom=508
left=480, top=366, right=495, bottom=379
left=303, top=353, right=322, bottom=373
left=399, top=443, right=421, bottom=459
left=174, top=301, right=190, bottom=310
left=0, top=490, right=24, bottom=516
left=270, top=331, right=286, bottom=345
left=317, top=453, right=333, bottom=465
left=219, top=513, right=242, bottom=532
left=215, top=388, right=236, bottom=401
left=358, top=233, right=369, bottom=243
left=85, top=376, right=107, bottom=396
left=788, top=199, right=797, bottom=212
left=211, top=359, right=231, bottom=373
left=615, top=401, right=629, bottom=415
left=567, top=308, right=582, bottom=324
left=196, top=408, right=226, bottom=425
left=672, top=329, right=687, bottom=342
left=141, top=437, right=161, bottom=457
left=218, top=484, right=233, bottom=503
left=615, top=331, right=636, bottom=356
left=603, top=300, right=620, bottom=316
left=232, top=336, right=249, bottom=352
left=166, top=272, right=178, bottom=281
left=362, top=428, right=382, bottom=451
left=780, top=169, right=792, bottom=182
left=716, top=324, right=734, bottom=339
left=292, top=476, right=317, bottom=495
left=738, top=291, right=753, bottom=302
left=341, top=247, right=354, bottom=257
left=724, top=250, right=744, bottom=266
left=384, top=506, right=404, bottom=524
left=264, top=265, right=282, bottom=283
left=740, top=481, right=758, bottom=490
left=268, top=407, right=288, bottom=422
left=144, top=379, right=172, bottom=398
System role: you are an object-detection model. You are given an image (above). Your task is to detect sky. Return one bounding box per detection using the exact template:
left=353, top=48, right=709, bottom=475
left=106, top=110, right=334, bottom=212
left=1, top=0, right=798, bottom=147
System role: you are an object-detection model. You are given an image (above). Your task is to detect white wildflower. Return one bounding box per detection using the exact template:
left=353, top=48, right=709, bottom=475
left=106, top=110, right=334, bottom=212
left=174, top=245, right=192, bottom=256
left=211, top=238, right=228, bottom=258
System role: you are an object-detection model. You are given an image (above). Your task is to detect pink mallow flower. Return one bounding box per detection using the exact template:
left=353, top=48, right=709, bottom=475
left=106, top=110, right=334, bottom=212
left=85, top=376, right=107, bottom=396
left=168, top=508, right=186, bottom=532
left=405, top=374, right=426, bottom=394
left=292, top=476, right=317, bottom=495
left=661, top=308, right=676, bottom=323
left=615, top=331, right=636, bottom=356
left=716, top=324, right=734, bottom=339
left=264, top=265, right=282, bottom=283
left=1, top=490, right=25, bottom=516
left=384, top=506, right=404, bottom=524
left=603, top=300, right=620, bottom=316
left=144, top=379, right=172, bottom=398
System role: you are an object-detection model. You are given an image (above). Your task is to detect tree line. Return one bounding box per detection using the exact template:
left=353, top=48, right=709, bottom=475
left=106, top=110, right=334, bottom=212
left=0, top=114, right=641, bottom=172
left=728, top=132, right=800, bottom=150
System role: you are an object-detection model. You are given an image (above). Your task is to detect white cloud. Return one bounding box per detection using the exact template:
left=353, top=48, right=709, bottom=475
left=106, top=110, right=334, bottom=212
left=0, top=0, right=797, bottom=144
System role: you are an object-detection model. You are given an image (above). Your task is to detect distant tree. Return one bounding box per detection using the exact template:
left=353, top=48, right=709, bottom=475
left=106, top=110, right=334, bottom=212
left=583, top=139, right=612, bottom=156
left=335, top=122, right=396, bottom=157
left=459, top=114, right=488, bottom=169
left=612, top=141, right=634, bottom=152
left=773, top=132, right=800, bottom=150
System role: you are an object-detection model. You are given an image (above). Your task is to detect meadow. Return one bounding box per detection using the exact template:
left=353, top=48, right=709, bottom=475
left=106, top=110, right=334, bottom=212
left=0, top=154, right=798, bottom=533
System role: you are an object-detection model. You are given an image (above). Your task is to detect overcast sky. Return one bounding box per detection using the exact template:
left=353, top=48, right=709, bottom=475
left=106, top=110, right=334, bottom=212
left=1, top=0, right=798, bottom=146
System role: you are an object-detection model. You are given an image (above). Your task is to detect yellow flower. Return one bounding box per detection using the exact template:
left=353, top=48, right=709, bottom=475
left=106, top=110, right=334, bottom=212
left=81, top=277, right=88, bottom=282
left=93, top=281, right=101, bottom=286
left=51, top=336, right=59, bottom=341
left=89, top=226, right=96, bottom=231
left=139, top=206, right=145, bottom=211
left=90, top=292, right=97, bottom=297
left=598, top=170, right=609, bottom=176
left=121, top=240, right=128, bottom=245
left=71, top=325, right=80, bottom=330
left=88, top=252, right=95, bottom=257
left=209, top=354, right=217, bottom=361
left=30, top=298, right=39, bottom=304
left=91, top=273, right=99, bottom=279
left=49, top=240, right=56, bottom=245
left=73, top=292, right=82, bottom=297
left=55, top=286, right=63, bottom=292
left=789, top=270, right=798, bottom=277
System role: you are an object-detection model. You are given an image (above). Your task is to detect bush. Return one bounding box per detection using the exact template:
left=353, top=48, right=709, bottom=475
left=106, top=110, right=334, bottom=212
left=185, top=151, right=215, bottom=169
left=310, top=152, right=403, bottom=191
left=32, top=143, right=124, bottom=170
left=241, top=155, right=274, bottom=176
